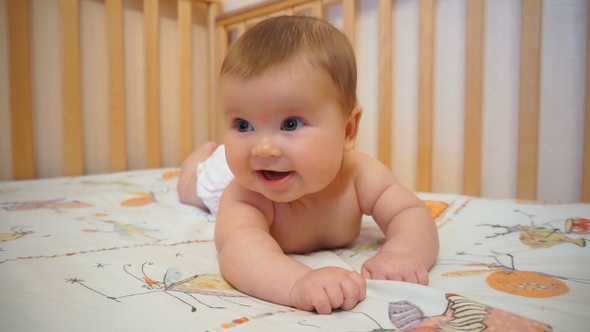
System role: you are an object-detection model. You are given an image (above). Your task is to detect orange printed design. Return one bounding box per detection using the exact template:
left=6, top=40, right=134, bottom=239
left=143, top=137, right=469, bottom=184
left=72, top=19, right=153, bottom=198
left=486, top=270, right=568, bottom=298
left=565, top=218, right=590, bottom=235
left=423, top=200, right=449, bottom=220
left=216, top=309, right=298, bottom=330
left=168, top=273, right=240, bottom=296
left=120, top=192, right=156, bottom=207
left=442, top=253, right=590, bottom=298
left=162, top=170, right=181, bottom=180
left=0, top=227, right=33, bottom=243
left=445, top=269, right=568, bottom=298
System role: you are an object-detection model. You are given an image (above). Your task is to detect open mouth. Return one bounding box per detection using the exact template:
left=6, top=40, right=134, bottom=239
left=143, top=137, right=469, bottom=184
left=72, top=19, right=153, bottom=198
left=258, top=170, right=293, bottom=181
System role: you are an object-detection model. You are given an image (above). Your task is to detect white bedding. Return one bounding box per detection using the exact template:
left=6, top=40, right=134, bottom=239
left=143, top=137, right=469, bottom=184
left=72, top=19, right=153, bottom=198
left=1, top=169, right=589, bottom=331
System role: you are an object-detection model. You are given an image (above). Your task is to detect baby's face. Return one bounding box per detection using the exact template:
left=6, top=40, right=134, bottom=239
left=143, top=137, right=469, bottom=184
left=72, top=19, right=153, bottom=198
left=220, top=62, right=350, bottom=202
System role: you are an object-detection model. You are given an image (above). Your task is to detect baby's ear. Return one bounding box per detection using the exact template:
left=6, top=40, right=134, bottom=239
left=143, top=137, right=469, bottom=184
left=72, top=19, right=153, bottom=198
left=344, top=106, right=363, bottom=151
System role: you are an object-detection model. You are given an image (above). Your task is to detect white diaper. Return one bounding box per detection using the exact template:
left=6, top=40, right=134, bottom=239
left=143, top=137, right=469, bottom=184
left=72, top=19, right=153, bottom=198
left=196, top=145, right=235, bottom=217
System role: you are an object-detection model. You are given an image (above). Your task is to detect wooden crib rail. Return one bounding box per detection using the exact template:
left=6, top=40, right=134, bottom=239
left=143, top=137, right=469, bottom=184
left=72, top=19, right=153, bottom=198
left=4, top=0, right=221, bottom=180
left=213, top=0, right=590, bottom=203
left=3, top=0, right=589, bottom=203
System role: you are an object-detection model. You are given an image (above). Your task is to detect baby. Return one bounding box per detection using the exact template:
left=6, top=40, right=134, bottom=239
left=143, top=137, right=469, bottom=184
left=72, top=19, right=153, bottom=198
left=178, top=15, right=439, bottom=314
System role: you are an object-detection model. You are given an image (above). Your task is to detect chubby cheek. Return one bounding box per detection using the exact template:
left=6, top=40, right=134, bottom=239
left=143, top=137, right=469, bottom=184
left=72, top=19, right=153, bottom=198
left=297, top=142, right=343, bottom=186
left=224, top=141, right=250, bottom=181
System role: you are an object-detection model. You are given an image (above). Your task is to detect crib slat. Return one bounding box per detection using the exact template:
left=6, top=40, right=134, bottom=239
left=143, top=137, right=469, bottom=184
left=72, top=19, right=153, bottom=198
left=378, top=0, right=393, bottom=169
left=216, top=0, right=311, bottom=26
left=322, top=0, right=341, bottom=6
left=292, top=1, right=323, bottom=18
left=343, top=0, right=358, bottom=49
left=61, top=0, right=84, bottom=176
left=179, top=0, right=194, bottom=158
left=8, top=0, right=35, bottom=179
left=311, top=1, right=324, bottom=18
left=517, top=0, right=543, bottom=200
left=417, top=0, right=436, bottom=192
left=315, top=1, right=325, bottom=18
left=106, top=0, right=127, bottom=172
left=209, top=3, right=223, bottom=142
left=584, top=1, right=590, bottom=203
left=144, top=0, right=162, bottom=168
left=463, top=0, right=485, bottom=196
left=293, top=3, right=310, bottom=17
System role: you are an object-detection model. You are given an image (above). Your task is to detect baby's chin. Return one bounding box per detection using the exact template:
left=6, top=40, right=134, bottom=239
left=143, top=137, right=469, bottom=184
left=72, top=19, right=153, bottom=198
left=235, top=173, right=327, bottom=204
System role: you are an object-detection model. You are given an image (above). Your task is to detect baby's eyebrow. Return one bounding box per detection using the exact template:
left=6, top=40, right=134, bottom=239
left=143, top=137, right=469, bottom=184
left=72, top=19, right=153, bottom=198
left=222, top=108, right=244, bottom=117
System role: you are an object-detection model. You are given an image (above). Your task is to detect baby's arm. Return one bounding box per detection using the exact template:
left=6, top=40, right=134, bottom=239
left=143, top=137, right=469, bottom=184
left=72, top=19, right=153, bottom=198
left=355, top=155, right=439, bottom=284
left=214, top=181, right=366, bottom=314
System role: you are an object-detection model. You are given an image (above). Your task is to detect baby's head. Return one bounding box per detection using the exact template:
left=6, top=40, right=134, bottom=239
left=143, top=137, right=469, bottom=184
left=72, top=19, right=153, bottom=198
left=220, top=15, right=357, bottom=114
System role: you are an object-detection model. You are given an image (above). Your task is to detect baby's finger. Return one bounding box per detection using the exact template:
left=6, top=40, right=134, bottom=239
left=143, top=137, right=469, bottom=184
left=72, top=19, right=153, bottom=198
left=416, top=269, right=430, bottom=285
left=402, top=272, right=418, bottom=284
left=339, top=279, right=363, bottom=310
left=353, top=272, right=367, bottom=301
left=311, top=289, right=333, bottom=315
left=324, top=282, right=345, bottom=311
left=360, top=265, right=372, bottom=279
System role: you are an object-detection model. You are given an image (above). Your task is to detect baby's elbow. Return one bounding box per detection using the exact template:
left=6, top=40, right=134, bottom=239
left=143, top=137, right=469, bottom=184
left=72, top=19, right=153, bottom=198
left=177, top=187, right=188, bottom=204
left=178, top=191, right=193, bottom=206
left=215, top=244, right=236, bottom=280
left=177, top=179, right=198, bottom=206
left=213, top=223, right=228, bottom=254
left=213, top=234, right=223, bottom=253
left=177, top=178, right=188, bottom=200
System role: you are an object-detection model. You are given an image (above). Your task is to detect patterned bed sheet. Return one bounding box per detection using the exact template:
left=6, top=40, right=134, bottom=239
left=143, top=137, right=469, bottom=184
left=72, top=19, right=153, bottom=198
left=1, top=169, right=588, bottom=331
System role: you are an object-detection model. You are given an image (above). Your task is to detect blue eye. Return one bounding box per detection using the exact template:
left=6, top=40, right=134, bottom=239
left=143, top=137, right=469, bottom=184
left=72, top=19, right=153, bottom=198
left=281, top=118, right=305, bottom=131
left=236, top=119, right=254, bottom=132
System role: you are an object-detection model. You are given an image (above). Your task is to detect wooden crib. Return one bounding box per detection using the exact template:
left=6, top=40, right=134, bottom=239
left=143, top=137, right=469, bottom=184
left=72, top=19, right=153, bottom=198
left=2, top=0, right=589, bottom=203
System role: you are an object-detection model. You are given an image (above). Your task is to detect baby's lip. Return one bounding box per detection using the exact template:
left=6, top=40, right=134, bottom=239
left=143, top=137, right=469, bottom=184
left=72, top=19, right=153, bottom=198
left=257, top=170, right=294, bottom=181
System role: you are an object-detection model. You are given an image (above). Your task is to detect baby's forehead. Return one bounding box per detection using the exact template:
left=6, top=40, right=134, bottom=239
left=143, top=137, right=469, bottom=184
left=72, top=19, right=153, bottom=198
left=220, top=65, right=337, bottom=98
left=221, top=57, right=325, bottom=81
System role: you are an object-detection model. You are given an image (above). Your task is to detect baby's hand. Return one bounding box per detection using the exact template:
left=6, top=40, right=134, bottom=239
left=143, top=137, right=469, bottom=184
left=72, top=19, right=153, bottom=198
left=290, top=267, right=366, bottom=314
left=361, top=252, right=429, bottom=285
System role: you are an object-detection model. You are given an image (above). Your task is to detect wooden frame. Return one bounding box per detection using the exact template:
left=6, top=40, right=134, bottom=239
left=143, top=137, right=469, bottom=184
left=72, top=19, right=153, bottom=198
left=4, top=0, right=221, bottom=178
left=213, top=0, right=589, bottom=203
left=3, top=0, right=589, bottom=203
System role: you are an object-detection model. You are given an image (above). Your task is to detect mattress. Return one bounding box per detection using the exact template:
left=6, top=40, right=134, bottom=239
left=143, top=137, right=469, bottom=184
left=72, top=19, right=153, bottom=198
left=1, top=168, right=588, bottom=331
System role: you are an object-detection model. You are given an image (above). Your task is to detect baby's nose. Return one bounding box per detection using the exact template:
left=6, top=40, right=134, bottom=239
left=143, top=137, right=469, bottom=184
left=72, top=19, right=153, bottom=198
left=252, top=137, right=281, bottom=158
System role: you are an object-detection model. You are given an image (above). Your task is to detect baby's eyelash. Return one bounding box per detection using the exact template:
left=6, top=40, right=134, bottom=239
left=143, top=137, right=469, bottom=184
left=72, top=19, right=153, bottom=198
left=281, top=117, right=306, bottom=131
left=234, top=118, right=254, bottom=132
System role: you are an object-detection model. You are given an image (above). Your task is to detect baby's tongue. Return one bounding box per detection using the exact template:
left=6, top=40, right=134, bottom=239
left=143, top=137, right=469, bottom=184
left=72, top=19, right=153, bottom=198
left=263, top=171, right=291, bottom=180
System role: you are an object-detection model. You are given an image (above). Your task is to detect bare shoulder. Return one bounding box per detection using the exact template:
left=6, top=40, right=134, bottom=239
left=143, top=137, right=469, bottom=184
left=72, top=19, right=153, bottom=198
left=345, top=150, right=411, bottom=216
left=217, top=180, right=274, bottom=228
left=345, top=150, right=396, bottom=188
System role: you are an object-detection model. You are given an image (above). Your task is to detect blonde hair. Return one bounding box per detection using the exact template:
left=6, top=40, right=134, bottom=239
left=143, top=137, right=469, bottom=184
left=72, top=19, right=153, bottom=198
left=220, top=15, right=357, bottom=113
